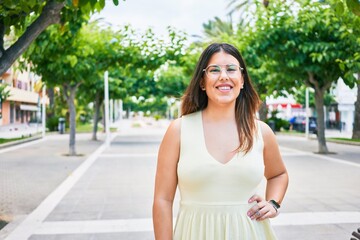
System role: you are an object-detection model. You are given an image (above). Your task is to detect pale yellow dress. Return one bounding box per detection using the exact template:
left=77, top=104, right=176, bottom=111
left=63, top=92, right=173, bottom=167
left=174, top=111, right=278, bottom=240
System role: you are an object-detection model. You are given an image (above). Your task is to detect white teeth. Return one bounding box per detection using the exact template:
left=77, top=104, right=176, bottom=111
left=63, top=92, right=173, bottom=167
left=218, top=86, right=231, bottom=90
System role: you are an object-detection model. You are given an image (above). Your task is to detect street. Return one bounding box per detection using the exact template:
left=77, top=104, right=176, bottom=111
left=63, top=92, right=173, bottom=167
left=0, top=120, right=359, bottom=240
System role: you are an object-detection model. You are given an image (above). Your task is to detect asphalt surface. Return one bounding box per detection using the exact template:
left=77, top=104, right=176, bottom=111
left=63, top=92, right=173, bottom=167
left=0, top=119, right=359, bottom=240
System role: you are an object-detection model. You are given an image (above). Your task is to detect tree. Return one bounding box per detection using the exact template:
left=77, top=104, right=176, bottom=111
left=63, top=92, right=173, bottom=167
left=332, top=0, right=360, bottom=16
left=74, top=22, right=128, bottom=140
left=202, top=17, right=235, bottom=41
left=77, top=24, right=188, bottom=139
left=24, top=12, right=98, bottom=155
left=0, top=0, right=119, bottom=76
left=331, top=0, right=360, bottom=139
left=352, top=74, right=360, bottom=139
left=227, top=0, right=270, bottom=17
left=248, top=0, right=360, bottom=153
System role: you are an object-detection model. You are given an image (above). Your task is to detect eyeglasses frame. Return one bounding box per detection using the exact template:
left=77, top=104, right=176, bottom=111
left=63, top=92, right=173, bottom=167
left=202, top=64, right=244, bottom=79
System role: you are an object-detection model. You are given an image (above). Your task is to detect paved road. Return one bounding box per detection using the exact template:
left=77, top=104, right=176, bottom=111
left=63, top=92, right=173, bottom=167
left=0, top=120, right=359, bottom=240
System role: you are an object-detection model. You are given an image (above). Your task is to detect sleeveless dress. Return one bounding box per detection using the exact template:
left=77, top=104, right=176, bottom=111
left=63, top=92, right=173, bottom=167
left=174, top=111, right=278, bottom=240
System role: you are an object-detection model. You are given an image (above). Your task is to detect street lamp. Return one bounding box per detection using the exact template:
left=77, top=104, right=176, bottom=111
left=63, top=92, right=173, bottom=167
left=42, top=84, right=46, bottom=138
left=104, top=71, right=110, bottom=145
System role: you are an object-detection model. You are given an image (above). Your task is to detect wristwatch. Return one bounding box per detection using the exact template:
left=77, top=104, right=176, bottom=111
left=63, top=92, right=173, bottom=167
left=269, top=200, right=281, bottom=212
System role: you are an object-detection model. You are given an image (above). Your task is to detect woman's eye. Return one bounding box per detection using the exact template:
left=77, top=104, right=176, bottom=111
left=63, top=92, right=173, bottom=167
left=227, top=66, right=237, bottom=72
left=209, top=68, right=221, bottom=73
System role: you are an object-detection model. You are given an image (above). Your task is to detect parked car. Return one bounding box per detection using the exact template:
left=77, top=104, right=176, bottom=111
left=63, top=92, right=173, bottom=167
left=290, top=116, right=318, bottom=134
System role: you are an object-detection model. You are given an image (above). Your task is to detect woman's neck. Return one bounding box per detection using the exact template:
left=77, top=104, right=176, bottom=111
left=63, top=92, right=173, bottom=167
left=202, top=103, right=236, bottom=122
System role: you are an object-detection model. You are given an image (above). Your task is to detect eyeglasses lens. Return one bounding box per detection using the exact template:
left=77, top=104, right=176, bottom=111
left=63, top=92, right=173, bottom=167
left=205, top=65, right=240, bottom=79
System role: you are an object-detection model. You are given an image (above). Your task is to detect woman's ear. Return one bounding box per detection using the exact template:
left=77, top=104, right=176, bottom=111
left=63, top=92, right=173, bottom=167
left=200, top=79, right=206, bottom=90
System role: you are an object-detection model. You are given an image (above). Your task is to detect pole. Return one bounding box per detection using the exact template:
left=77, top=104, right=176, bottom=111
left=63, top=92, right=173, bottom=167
left=110, top=99, right=113, bottom=123
left=305, top=87, right=309, bottom=139
left=42, top=85, right=46, bottom=138
left=119, top=99, right=123, bottom=120
left=104, top=71, right=110, bottom=145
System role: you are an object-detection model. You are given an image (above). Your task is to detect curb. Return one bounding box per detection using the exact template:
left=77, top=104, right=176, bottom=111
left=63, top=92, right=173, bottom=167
left=0, top=135, right=43, bottom=150
left=276, top=132, right=360, bottom=146
left=326, top=139, right=360, bottom=146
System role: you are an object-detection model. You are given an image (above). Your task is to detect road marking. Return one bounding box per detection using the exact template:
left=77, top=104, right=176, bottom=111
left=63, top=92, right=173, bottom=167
left=31, top=211, right=360, bottom=235
left=101, top=153, right=157, bottom=158
left=272, top=211, right=360, bottom=226
left=280, top=146, right=360, bottom=168
left=35, top=219, right=153, bottom=234
left=4, top=134, right=118, bottom=240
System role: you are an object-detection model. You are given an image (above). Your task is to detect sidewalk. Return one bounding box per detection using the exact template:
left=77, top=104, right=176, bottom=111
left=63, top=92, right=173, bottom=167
left=0, top=123, right=43, bottom=139
left=0, top=119, right=359, bottom=240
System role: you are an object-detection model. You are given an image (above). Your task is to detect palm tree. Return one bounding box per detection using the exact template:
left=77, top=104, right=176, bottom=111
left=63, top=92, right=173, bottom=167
left=227, top=0, right=269, bottom=17
left=202, top=17, right=235, bottom=39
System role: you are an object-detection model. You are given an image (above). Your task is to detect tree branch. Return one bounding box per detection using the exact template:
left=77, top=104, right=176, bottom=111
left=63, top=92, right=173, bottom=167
left=307, top=71, right=319, bottom=89
left=63, top=83, right=69, bottom=101
left=0, top=0, right=65, bottom=75
left=321, top=79, right=333, bottom=92
left=0, top=20, right=5, bottom=58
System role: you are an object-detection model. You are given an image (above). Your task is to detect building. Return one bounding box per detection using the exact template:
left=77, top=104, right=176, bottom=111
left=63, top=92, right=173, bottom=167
left=331, top=78, right=358, bottom=133
left=0, top=64, right=46, bottom=127
left=266, top=95, right=309, bottom=120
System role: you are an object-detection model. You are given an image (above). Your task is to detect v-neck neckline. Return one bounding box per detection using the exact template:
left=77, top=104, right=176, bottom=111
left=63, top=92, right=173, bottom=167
left=199, top=111, right=238, bottom=165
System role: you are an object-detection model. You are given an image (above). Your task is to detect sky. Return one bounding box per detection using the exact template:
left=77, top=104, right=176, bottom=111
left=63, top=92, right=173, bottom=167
left=92, top=0, right=234, bottom=40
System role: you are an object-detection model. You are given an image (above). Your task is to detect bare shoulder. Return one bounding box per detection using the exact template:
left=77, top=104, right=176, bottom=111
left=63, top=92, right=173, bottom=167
left=165, top=118, right=181, bottom=138
left=257, top=120, right=276, bottom=141
left=158, top=118, right=182, bottom=165
left=160, top=118, right=182, bottom=150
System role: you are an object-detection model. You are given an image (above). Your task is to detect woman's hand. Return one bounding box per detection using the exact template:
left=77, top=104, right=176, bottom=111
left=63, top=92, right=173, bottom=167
left=247, top=195, right=279, bottom=221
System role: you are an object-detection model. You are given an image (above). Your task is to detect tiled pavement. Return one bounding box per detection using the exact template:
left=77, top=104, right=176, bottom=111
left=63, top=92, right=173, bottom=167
left=0, top=120, right=359, bottom=240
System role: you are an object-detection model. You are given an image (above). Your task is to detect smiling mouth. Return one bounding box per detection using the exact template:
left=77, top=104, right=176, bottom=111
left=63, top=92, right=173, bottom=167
left=216, top=86, right=232, bottom=91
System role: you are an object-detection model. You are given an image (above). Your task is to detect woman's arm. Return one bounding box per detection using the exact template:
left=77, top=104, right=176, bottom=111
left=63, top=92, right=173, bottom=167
left=153, top=118, right=181, bottom=239
left=261, top=121, right=289, bottom=204
left=247, top=121, right=289, bottom=221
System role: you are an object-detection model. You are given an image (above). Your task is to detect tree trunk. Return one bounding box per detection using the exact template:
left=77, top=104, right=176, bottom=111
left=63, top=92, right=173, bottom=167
left=314, top=87, right=328, bottom=153
left=258, top=100, right=267, bottom=121
left=63, top=84, right=78, bottom=156
left=0, top=0, right=64, bottom=75
left=92, top=92, right=101, bottom=141
left=307, top=72, right=331, bottom=153
left=352, top=74, right=360, bottom=139
left=47, top=87, right=55, bottom=118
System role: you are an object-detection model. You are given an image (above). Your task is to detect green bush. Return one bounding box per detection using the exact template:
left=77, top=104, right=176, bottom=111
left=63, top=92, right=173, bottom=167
left=266, top=117, right=288, bottom=131
left=47, top=116, right=59, bottom=132
left=265, top=110, right=290, bottom=132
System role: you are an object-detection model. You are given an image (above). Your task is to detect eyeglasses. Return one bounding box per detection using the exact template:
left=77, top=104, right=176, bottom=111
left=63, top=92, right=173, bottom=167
left=203, top=64, right=244, bottom=80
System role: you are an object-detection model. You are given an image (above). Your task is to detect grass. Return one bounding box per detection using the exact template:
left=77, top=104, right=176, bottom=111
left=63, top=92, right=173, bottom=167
left=73, top=123, right=117, bottom=133
left=278, top=130, right=309, bottom=136
left=0, top=123, right=117, bottom=145
left=328, top=137, right=360, bottom=143
left=0, top=136, right=32, bottom=144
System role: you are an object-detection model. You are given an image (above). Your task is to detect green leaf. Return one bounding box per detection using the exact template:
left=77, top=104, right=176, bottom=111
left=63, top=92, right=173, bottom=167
left=67, top=55, right=78, bottom=67
left=334, top=2, right=345, bottom=15
left=339, top=62, right=345, bottom=71
left=346, top=0, right=360, bottom=16
left=113, top=0, right=119, bottom=6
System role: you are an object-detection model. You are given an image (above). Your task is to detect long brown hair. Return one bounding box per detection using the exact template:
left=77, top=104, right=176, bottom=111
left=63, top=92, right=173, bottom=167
left=181, top=43, right=261, bottom=153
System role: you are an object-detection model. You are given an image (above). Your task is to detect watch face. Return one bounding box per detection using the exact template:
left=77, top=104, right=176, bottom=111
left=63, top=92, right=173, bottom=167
left=270, top=200, right=280, bottom=209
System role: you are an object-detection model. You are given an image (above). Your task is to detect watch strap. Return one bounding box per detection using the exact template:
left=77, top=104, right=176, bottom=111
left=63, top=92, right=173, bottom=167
left=269, top=200, right=281, bottom=212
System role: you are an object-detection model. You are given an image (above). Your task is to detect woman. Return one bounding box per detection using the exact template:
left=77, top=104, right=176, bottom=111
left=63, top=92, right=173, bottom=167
left=153, top=43, right=288, bottom=239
